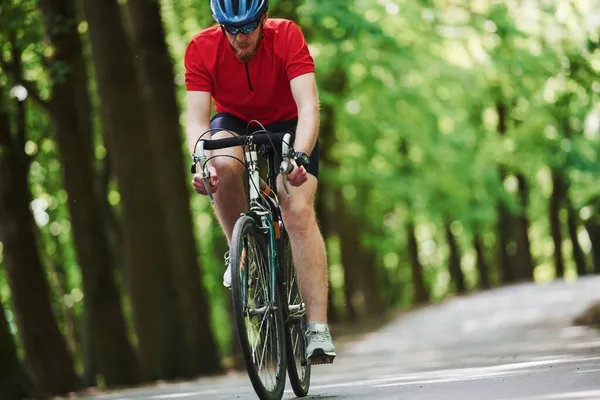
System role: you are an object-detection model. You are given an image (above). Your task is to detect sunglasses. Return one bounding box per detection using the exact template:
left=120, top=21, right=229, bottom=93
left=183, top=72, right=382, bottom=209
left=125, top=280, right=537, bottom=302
left=221, top=20, right=260, bottom=35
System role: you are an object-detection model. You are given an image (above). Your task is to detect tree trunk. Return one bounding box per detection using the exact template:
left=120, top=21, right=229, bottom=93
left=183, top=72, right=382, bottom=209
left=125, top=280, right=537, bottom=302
left=473, top=232, right=491, bottom=289
left=565, top=196, right=588, bottom=276
left=81, top=0, right=188, bottom=381
left=336, top=195, right=384, bottom=319
left=560, top=116, right=588, bottom=276
left=336, top=191, right=359, bottom=321
left=316, top=182, right=341, bottom=323
left=328, top=148, right=384, bottom=319
left=357, top=228, right=385, bottom=314
left=44, top=161, right=91, bottom=385
left=351, top=188, right=385, bottom=315
left=584, top=213, right=600, bottom=274
left=47, top=236, right=81, bottom=366
left=193, top=241, right=237, bottom=373
left=549, top=169, right=565, bottom=279
left=125, top=0, right=221, bottom=377
left=38, top=0, right=142, bottom=386
left=325, top=274, right=341, bottom=322
left=496, top=202, right=516, bottom=283
left=515, top=174, right=534, bottom=281
left=207, top=225, right=243, bottom=370
left=496, top=101, right=516, bottom=284
left=100, top=153, right=123, bottom=276
left=400, top=140, right=429, bottom=304
left=407, top=220, right=429, bottom=304
left=0, top=91, right=81, bottom=397
left=0, top=297, right=33, bottom=400
left=445, top=221, right=466, bottom=294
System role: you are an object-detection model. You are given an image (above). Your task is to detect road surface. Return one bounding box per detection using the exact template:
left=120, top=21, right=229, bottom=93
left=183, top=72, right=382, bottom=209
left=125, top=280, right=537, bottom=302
left=78, top=276, right=600, bottom=400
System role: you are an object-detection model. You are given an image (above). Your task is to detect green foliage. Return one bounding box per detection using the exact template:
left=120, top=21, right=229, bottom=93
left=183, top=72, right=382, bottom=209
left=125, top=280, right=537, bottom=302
left=298, top=0, right=600, bottom=298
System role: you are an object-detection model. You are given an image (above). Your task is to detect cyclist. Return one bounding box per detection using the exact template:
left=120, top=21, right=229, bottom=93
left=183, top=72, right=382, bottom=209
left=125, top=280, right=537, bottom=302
left=184, top=0, right=336, bottom=364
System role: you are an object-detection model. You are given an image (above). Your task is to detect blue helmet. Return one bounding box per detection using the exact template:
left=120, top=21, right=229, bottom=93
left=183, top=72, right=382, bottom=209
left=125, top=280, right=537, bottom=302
left=211, top=0, right=269, bottom=26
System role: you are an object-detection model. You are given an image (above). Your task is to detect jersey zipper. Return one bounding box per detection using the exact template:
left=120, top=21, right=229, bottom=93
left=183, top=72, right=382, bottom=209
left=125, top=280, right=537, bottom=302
left=245, top=63, right=254, bottom=91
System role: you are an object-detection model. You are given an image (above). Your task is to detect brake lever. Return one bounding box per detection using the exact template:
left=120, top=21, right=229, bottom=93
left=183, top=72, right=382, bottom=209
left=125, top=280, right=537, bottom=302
left=280, top=133, right=294, bottom=197
left=280, top=160, right=293, bottom=197
left=193, top=141, right=215, bottom=205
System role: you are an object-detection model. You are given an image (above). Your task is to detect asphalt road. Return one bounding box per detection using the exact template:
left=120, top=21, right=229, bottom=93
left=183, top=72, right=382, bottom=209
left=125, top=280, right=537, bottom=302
left=78, top=276, right=600, bottom=400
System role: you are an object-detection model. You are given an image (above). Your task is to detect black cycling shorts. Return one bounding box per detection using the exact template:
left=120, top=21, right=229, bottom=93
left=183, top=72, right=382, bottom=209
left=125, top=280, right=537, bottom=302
left=210, top=112, right=320, bottom=178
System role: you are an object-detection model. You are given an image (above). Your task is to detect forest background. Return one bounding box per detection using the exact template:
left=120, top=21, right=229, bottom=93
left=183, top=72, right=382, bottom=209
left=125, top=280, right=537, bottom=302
left=1, top=0, right=600, bottom=398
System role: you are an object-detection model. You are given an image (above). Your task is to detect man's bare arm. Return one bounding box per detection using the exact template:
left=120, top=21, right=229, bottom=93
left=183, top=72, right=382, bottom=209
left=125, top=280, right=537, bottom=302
left=290, top=72, right=320, bottom=156
left=185, top=90, right=212, bottom=155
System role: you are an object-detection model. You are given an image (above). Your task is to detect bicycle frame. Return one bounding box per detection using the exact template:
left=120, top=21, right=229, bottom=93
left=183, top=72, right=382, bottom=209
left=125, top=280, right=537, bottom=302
left=247, top=133, right=293, bottom=313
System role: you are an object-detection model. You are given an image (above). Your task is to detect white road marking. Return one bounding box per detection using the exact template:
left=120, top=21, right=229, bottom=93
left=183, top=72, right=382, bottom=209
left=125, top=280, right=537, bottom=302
left=150, top=392, right=214, bottom=399
left=499, top=389, right=600, bottom=400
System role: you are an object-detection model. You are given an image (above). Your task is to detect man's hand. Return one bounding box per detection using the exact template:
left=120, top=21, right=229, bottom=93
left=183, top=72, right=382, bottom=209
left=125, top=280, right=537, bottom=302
left=287, top=163, right=308, bottom=187
left=192, top=166, right=219, bottom=194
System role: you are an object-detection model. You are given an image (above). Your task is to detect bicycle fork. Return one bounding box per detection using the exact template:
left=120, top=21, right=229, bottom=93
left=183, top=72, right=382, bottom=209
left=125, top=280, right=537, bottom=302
left=244, top=146, right=279, bottom=317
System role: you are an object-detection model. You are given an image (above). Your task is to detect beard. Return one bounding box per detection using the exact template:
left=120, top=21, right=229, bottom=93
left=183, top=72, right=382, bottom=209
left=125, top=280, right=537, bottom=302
left=230, top=28, right=264, bottom=63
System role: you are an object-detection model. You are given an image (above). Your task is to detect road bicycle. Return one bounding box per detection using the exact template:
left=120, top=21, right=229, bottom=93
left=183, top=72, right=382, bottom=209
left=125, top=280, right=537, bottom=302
left=191, top=127, right=311, bottom=400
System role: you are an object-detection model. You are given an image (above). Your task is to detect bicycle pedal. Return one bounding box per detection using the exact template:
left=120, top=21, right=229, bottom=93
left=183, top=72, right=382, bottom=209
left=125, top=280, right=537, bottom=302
left=307, top=350, right=336, bottom=365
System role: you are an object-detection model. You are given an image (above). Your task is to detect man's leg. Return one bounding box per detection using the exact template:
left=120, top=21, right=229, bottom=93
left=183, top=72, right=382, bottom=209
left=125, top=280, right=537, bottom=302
left=277, top=173, right=336, bottom=363
left=201, top=114, right=250, bottom=287
left=208, top=130, right=246, bottom=244
left=264, top=120, right=326, bottom=306
left=278, top=174, right=328, bottom=322
left=206, top=130, right=247, bottom=288
left=206, top=114, right=249, bottom=244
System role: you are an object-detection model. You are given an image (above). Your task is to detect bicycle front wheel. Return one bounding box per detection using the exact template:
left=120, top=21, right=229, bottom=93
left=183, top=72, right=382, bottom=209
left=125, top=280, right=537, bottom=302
left=230, top=215, right=287, bottom=400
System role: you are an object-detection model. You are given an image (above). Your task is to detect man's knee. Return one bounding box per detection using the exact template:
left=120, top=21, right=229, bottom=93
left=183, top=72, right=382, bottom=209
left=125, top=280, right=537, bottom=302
left=283, top=201, right=315, bottom=234
left=277, top=174, right=318, bottom=225
left=280, top=177, right=318, bottom=234
left=210, top=155, right=243, bottom=178
left=208, top=130, right=244, bottom=177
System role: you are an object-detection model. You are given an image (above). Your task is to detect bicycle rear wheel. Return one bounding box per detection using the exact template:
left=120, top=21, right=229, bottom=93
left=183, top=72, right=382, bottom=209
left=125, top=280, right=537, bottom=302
left=230, top=215, right=287, bottom=400
left=281, top=230, right=311, bottom=397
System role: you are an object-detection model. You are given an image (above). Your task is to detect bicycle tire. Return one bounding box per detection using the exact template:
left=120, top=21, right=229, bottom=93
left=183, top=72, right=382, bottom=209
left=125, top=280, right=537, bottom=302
left=230, top=214, right=287, bottom=400
left=281, top=230, right=311, bottom=397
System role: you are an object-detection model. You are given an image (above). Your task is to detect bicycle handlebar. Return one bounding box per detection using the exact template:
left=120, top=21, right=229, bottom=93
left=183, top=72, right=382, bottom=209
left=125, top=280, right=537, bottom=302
left=191, top=130, right=296, bottom=204
left=199, top=131, right=289, bottom=150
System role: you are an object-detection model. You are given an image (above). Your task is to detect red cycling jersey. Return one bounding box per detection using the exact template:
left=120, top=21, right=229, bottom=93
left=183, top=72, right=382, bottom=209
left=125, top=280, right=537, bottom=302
left=184, top=18, right=314, bottom=126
